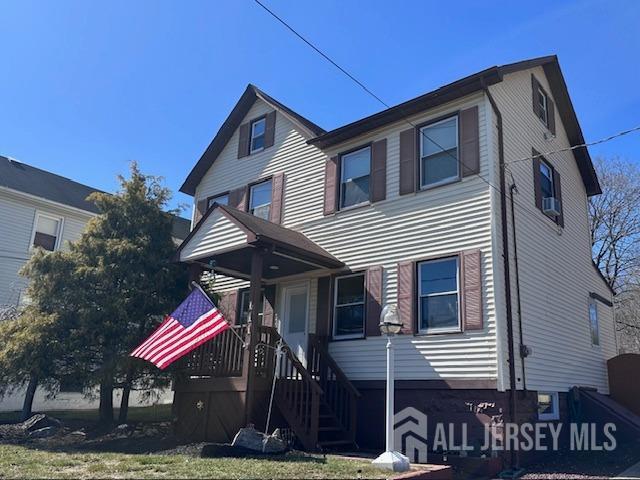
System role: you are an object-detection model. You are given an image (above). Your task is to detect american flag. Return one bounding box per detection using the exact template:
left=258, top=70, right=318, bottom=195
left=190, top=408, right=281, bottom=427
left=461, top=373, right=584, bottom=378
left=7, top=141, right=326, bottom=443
left=131, top=287, right=229, bottom=369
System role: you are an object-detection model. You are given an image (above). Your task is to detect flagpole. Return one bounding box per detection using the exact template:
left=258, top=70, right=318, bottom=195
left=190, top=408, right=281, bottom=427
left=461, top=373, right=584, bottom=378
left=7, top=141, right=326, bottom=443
left=191, top=281, right=247, bottom=347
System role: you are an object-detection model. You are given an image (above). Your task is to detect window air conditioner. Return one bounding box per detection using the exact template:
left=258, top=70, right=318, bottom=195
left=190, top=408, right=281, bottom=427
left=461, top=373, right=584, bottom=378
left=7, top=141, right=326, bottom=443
left=543, top=197, right=561, bottom=216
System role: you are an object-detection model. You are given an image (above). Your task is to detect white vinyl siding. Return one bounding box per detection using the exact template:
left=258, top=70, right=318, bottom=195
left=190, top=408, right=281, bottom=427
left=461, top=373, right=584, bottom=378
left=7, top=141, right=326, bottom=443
left=193, top=94, right=498, bottom=382
left=489, top=66, right=617, bottom=393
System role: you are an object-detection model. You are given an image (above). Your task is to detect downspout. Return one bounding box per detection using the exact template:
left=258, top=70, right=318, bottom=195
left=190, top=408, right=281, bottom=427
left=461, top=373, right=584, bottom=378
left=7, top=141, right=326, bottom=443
left=509, top=182, right=527, bottom=390
left=482, top=81, right=519, bottom=469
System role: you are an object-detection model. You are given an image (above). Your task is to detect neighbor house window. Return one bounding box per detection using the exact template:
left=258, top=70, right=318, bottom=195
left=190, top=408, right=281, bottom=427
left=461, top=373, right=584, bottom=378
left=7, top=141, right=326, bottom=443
left=333, top=273, right=365, bottom=339
left=250, top=117, right=266, bottom=153
left=536, top=87, right=549, bottom=126
left=418, top=257, right=460, bottom=333
left=208, top=193, right=229, bottom=208
left=538, top=392, right=559, bottom=420
left=420, top=116, right=459, bottom=188
left=540, top=160, right=555, bottom=201
left=249, top=179, right=272, bottom=220
left=589, top=298, right=600, bottom=346
left=340, top=146, right=370, bottom=209
left=238, top=289, right=264, bottom=325
left=32, top=213, right=62, bottom=251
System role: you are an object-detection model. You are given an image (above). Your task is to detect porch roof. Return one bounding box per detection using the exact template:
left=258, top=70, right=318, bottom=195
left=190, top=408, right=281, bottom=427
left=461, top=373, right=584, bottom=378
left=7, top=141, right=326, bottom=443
left=176, top=204, right=344, bottom=280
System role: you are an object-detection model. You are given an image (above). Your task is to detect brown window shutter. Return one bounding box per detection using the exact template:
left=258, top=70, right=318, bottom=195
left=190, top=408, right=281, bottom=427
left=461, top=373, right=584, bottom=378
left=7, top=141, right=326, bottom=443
left=399, top=128, right=417, bottom=195
left=315, top=276, right=331, bottom=338
left=531, top=74, right=541, bottom=118
left=269, top=172, right=285, bottom=224
left=195, top=199, right=207, bottom=224
left=553, top=169, right=564, bottom=228
left=459, top=106, right=480, bottom=177
left=264, top=111, right=276, bottom=149
left=262, top=286, right=276, bottom=328
left=397, top=261, right=415, bottom=334
left=219, top=290, right=239, bottom=325
left=370, top=139, right=387, bottom=203
left=323, top=156, right=339, bottom=215
left=229, top=186, right=248, bottom=211
left=238, top=123, right=250, bottom=159
left=461, top=250, right=483, bottom=331
left=532, top=150, right=542, bottom=211
left=547, top=98, right=556, bottom=135
left=365, top=266, right=383, bottom=337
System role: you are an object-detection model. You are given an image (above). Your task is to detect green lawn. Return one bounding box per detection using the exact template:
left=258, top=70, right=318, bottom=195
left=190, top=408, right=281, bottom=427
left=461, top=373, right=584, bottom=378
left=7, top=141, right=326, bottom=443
left=0, top=404, right=172, bottom=424
left=0, top=444, right=386, bottom=479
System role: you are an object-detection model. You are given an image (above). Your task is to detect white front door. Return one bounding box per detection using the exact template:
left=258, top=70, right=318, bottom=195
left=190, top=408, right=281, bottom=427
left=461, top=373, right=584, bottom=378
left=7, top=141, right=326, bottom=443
left=280, top=282, right=309, bottom=365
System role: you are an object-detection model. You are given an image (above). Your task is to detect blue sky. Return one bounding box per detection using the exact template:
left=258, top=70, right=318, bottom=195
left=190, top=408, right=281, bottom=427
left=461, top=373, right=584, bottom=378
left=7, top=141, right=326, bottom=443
left=1, top=0, right=638, bottom=215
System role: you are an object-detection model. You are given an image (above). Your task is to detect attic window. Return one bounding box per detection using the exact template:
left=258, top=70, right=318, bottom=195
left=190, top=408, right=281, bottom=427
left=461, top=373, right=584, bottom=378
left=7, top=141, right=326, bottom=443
left=250, top=117, right=266, bottom=153
left=536, top=87, right=549, bottom=126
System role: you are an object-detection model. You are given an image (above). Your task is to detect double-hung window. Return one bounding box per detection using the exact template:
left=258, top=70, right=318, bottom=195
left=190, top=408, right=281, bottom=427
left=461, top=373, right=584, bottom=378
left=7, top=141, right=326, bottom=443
left=250, top=117, right=266, bottom=154
left=536, top=87, right=549, bottom=126
left=340, top=147, right=370, bottom=209
left=589, top=298, right=600, bottom=346
left=208, top=193, right=229, bottom=208
left=333, top=273, right=365, bottom=339
left=420, top=116, right=459, bottom=189
left=249, top=179, right=272, bottom=220
left=540, top=160, right=555, bottom=201
left=32, top=213, right=62, bottom=251
left=418, top=257, right=460, bottom=333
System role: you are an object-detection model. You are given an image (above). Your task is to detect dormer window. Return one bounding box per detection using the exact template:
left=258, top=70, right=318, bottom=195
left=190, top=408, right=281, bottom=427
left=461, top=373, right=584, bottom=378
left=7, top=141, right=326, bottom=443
left=250, top=117, right=266, bottom=154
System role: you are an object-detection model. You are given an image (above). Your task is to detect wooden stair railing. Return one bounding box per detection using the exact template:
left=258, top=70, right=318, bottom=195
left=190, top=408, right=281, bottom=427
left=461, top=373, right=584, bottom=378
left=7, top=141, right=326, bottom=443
left=259, top=326, right=323, bottom=451
left=174, top=325, right=247, bottom=377
left=308, top=334, right=361, bottom=446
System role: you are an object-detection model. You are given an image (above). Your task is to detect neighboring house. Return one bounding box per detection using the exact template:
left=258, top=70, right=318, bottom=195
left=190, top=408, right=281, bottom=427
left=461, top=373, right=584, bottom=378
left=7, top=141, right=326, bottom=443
left=174, top=55, right=617, bottom=453
left=0, top=155, right=190, bottom=411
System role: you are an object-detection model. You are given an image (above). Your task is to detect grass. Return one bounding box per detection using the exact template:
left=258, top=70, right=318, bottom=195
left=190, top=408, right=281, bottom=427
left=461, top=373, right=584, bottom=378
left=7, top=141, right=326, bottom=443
left=0, top=404, right=172, bottom=425
left=0, top=444, right=387, bottom=479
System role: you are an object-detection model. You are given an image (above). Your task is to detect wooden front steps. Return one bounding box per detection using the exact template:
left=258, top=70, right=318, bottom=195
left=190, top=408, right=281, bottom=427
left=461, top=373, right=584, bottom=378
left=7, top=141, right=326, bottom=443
left=173, top=325, right=360, bottom=452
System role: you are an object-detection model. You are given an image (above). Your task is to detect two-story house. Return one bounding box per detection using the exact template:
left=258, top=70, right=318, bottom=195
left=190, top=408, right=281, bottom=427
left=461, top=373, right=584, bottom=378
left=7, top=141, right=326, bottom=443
left=174, top=55, right=616, bottom=453
left=0, top=156, right=190, bottom=412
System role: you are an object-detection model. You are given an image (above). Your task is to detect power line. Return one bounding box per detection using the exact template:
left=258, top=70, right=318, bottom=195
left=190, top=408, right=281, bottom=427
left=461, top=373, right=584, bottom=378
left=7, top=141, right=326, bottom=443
left=251, top=0, right=575, bottom=230
left=505, top=125, right=640, bottom=165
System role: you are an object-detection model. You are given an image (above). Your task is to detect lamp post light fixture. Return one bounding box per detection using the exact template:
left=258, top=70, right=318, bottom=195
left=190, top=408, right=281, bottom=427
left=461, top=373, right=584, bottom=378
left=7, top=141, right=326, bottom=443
left=372, top=305, right=411, bottom=472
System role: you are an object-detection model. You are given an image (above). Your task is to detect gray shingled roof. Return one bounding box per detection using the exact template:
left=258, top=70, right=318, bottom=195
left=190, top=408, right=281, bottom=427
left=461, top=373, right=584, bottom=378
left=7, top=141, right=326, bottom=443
left=0, top=155, right=191, bottom=241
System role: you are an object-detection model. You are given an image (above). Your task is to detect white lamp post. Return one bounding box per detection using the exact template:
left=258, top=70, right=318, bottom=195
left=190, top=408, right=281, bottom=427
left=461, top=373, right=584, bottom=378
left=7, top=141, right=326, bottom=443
left=372, top=305, right=410, bottom=472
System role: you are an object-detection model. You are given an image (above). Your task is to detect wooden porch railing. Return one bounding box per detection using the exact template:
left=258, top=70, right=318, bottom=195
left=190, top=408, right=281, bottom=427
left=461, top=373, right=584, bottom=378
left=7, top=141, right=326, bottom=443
left=174, top=325, right=247, bottom=377
left=263, top=327, right=323, bottom=451
left=308, top=334, right=361, bottom=444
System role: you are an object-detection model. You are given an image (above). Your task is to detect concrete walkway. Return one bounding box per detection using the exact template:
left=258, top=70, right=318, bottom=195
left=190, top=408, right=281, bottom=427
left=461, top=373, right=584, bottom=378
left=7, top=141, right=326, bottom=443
left=613, top=460, right=640, bottom=479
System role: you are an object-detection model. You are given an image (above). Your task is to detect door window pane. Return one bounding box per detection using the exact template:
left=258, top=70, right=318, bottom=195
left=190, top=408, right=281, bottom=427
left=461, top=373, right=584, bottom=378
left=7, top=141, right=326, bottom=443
left=340, top=147, right=370, bottom=208
left=420, top=117, right=459, bottom=188
left=288, top=292, right=307, bottom=333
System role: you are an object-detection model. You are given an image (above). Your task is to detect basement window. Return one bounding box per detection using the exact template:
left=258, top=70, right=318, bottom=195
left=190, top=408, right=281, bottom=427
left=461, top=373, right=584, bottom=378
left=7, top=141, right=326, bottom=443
left=538, top=392, right=559, bottom=421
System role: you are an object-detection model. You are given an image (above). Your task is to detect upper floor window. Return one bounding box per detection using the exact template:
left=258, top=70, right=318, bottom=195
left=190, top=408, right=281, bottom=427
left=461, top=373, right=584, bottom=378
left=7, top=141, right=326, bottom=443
left=540, top=160, right=555, bottom=200
left=208, top=193, right=229, bottom=208
left=536, top=86, right=549, bottom=126
left=250, top=117, right=266, bottom=154
left=420, top=116, right=459, bottom=188
left=340, top=147, right=370, bottom=209
left=589, top=298, right=600, bottom=346
left=418, top=257, right=460, bottom=333
left=333, top=273, right=365, bottom=339
left=249, top=179, right=272, bottom=220
left=32, top=213, right=62, bottom=251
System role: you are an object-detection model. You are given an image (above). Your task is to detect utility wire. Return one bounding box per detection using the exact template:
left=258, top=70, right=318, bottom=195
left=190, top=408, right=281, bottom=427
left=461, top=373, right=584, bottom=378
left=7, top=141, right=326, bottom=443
left=251, top=0, right=586, bottom=230
left=504, top=125, right=640, bottom=165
